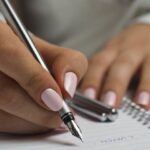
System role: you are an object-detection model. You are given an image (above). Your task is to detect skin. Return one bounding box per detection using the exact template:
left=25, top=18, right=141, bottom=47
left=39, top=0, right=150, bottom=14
left=0, top=22, right=88, bottom=134
left=1, top=22, right=150, bottom=134
left=80, top=23, right=150, bottom=110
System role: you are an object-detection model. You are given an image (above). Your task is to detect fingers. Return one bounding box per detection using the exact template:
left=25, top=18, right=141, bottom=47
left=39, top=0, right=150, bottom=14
left=80, top=46, right=144, bottom=108
left=101, top=50, right=144, bottom=108
left=0, top=72, right=62, bottom=129
left=0, top=22, right=64, bottom=112
left=81, top=24, right=150, bottom=109
left=80, top=43, right=119, bottom=99
left=0, top=22, right=88, bottom=112
left=51, top=49, right=88, bottom=98
left=0, top=110, right=49, bottom=134
left=134, top=55, right=150, bottom=110
left=33, top=36, right=88, bottom=98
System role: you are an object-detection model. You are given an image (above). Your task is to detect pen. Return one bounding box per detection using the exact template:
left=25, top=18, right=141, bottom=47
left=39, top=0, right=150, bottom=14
left=0, top=0, right=83, bottom=141
left=68, top=101, right=108, bottom=122
left=72, top=92, right=118, bottom=122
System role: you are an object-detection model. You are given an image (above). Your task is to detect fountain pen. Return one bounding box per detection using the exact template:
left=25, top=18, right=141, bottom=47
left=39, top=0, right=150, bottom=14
left=0, top=0, right=83, bottom=141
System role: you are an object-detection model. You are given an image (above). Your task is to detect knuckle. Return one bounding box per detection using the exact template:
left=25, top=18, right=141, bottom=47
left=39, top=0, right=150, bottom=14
left=73, top=51, right=87, bottom=63
left=65, top=50, right=88, bottom=72
left=115, top=55, right=136, bottom=68
left=75, top=51, right=88, bottom=67
left=23, top=71, right=50, bottom=95
left=105, top=79, right=125, bottom=92
left=90, top=52, right=111, bottom=67
left=62, top=49, right=87, bottom=63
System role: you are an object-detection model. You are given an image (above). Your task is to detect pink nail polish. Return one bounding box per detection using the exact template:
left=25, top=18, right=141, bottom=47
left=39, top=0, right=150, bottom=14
left=64, top=72, right=78, bottom=98
left=84, top=88, right=96, bottom=99
left=102, top=91, right=116, bottom=106
left=137, top=91, right=150, bottom=106
left=41, top=89, right=63, bottom=111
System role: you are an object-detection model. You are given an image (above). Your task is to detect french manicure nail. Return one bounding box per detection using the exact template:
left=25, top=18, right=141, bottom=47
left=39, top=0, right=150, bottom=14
left=41, top=89, right=63, bottom=111
left=64, top=72, right=78, bottom=98
left=137, top=91, right=150, bottom=106
left=84, top=88, right=96, bottom=99
left=102, top=91, right=116, bottom=107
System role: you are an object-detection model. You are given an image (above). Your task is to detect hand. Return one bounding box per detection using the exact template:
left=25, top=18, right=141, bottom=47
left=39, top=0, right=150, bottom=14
left=0, top=110, right=50, bottom=135
left=0, top=21, right=88, bottom=134
left=0, top=71, right=61, bottom=134
left=80, top=23, right=150, bottom=109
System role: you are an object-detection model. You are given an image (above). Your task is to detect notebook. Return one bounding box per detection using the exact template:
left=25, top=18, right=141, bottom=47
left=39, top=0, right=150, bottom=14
left=0, top=97, right=150, bottom=150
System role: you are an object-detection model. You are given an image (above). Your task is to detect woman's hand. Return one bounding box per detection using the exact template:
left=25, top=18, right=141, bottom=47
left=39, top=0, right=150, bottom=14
left=0, top=110, right=50, bottom=134
left=0, top=21, right=88, bottom=134
left=0, top=71, right=62, bottom=134
left=80, top=23, right=150, bottom=109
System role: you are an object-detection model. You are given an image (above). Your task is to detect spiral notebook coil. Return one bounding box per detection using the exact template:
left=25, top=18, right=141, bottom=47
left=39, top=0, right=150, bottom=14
left=121, top=97, right=150, bottom=128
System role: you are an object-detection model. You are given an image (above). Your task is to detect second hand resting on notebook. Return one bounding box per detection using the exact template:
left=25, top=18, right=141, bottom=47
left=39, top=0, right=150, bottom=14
left=80, top=23, right=150, bottom=110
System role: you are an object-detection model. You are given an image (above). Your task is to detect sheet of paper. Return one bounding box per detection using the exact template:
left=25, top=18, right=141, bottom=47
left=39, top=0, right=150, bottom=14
left=0, top=109, right=150, bottom=150
left=0, top=110, right=150, bottom=150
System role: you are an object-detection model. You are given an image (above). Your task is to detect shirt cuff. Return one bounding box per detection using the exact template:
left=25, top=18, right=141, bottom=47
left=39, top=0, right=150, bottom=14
left=0, top=12, right=6, bottom=22
left=133, top=14, right=150, bottom=25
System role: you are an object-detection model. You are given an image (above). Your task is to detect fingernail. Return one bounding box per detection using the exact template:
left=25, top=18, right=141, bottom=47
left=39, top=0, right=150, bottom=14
left=83, top=88, right=96, bottom=99
left=64, top=72, right=78, bottom=98
left=137, top=91, right=150, bottom=106
left=102, top=91, right=117, bottom=106
left=41, top=89, right=63, bottom=111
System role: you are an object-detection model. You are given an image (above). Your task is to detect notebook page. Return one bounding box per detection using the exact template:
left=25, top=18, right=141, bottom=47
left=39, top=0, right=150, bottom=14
left=0, top=110, right=150, bottom=150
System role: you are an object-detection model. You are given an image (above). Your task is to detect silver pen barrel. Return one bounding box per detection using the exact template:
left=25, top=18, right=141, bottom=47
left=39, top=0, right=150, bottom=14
left=0, top=0, right=83, bottom=141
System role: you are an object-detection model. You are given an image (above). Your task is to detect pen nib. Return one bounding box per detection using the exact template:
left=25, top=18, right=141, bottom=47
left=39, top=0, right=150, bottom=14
left=66, top=120, right=83, bottom=142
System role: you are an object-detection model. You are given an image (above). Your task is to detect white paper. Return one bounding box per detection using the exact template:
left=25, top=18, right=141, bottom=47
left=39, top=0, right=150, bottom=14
left=0, top=110, right=150, bottom=150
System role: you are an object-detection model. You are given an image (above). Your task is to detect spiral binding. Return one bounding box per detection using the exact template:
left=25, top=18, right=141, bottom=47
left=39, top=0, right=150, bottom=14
left=121, top=97, right=150, bottom=129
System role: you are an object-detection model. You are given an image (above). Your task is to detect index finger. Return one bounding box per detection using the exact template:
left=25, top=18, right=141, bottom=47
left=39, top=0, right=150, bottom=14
left=0, top=22, right=64, bottom=112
